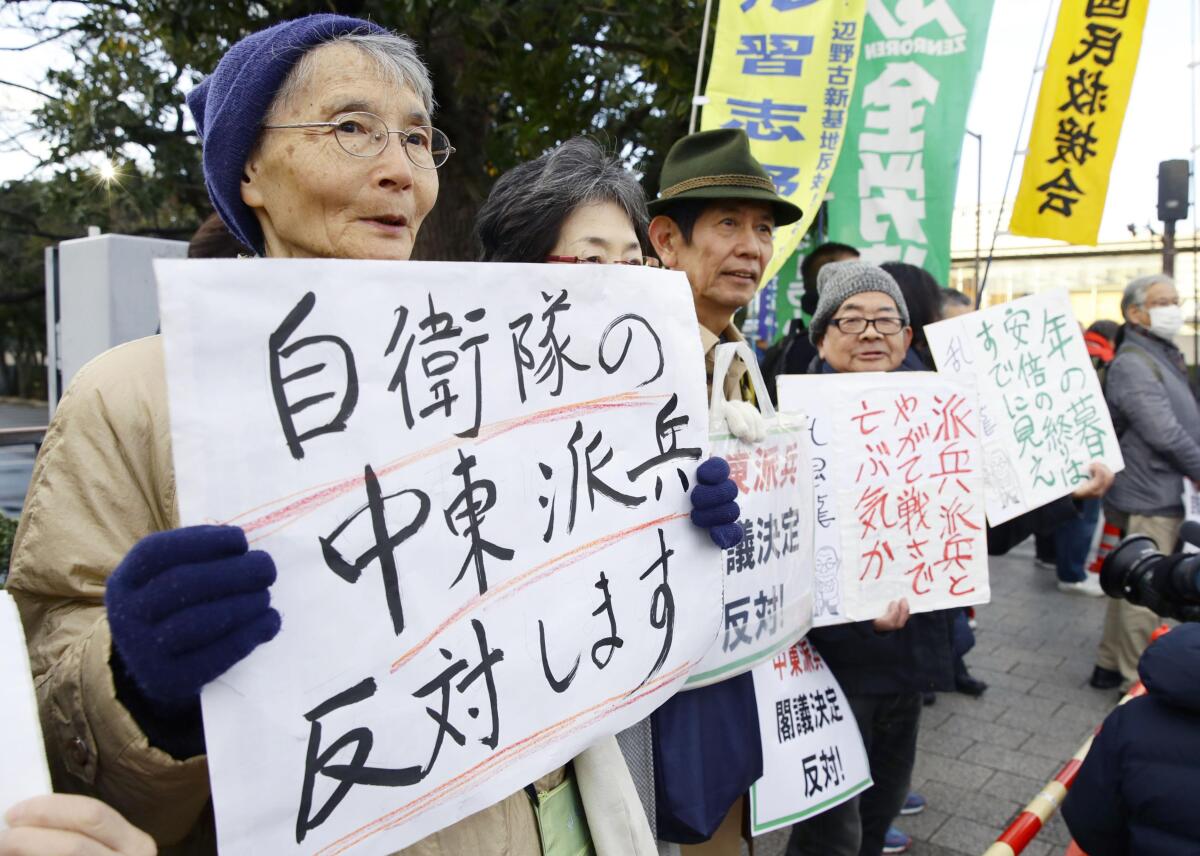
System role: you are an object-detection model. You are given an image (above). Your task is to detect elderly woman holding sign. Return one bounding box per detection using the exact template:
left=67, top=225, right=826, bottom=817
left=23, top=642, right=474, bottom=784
left=787, top=261, right=1113, bottom=856
left=7, top=15, right=739, bottom=856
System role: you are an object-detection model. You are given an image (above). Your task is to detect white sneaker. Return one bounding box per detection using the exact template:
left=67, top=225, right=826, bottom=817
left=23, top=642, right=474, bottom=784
left=1034, top=558, right=1055, bottom=570
left=1057, top=578, right=1105, bottom=597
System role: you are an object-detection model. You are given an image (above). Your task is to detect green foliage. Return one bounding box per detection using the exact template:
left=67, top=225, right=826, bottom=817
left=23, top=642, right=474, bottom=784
left=0, top=512, right=18, bottom=586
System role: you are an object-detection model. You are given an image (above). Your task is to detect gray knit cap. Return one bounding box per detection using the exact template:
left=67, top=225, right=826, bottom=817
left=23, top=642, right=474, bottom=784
left=809, top=260, right=910, bottom=344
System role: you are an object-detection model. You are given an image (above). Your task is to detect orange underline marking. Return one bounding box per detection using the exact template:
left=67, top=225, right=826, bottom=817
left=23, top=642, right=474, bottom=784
left=313, top=659, right=694, bottom=856
left=225, top=391, right=665, bottom=542
left=389, top=512, right=689, bottom=673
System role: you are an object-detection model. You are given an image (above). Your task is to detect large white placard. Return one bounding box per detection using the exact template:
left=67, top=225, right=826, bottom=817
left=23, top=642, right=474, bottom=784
left=0, top=591, right=52, bottom=822
left=778, top=373, right=990, bottom=621
left=157, top=260, right=723, bottom=856
left=748, top=639, right=870, bottom=835
left=925, top=289, right=1124, bottom=525
left=688, top=342, right=814, bottom=687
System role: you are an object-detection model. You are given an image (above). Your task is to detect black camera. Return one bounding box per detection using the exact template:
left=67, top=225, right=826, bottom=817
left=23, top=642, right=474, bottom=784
left=1100, top=522, right=1200, bottom=622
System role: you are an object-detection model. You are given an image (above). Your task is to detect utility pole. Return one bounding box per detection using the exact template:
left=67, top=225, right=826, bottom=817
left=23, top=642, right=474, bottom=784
left=965, top=130, right=983, bottom=298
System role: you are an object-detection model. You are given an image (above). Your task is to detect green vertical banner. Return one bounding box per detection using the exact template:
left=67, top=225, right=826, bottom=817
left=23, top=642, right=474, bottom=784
left=763, top=232, right=815, bottom=344
left=825, top=0, right=994, bottom=285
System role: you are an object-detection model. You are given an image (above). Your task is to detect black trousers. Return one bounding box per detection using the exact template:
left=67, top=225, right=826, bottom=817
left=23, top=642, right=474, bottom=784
left=785, top=691, right=922, bottom=856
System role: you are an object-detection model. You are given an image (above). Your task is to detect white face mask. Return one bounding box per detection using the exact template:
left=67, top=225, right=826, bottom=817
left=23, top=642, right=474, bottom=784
left=1148, top=304, right=1184, bottom=339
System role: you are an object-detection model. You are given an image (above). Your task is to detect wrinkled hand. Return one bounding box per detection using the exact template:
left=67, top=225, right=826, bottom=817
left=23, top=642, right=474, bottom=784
left=106, top=525, right=280, bottom=707
left=0, top=794, right=157, bottom=856
left=690, top=457, right=743, bottom=549
left=723, top=400, right=767, bottom=444
left=872, top=598, right=910, bottom=632
left=1071, top=462, right=1114, bottom=500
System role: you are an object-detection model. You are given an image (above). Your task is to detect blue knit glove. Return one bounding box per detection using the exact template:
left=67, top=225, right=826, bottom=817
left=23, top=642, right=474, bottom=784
left=690, top=457, right=743, bottom=549
left=105, top=525, right=281, bottom=707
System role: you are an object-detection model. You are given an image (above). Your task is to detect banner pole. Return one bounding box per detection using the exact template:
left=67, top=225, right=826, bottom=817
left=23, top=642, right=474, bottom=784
left=688, top=0, right=716, bottom=135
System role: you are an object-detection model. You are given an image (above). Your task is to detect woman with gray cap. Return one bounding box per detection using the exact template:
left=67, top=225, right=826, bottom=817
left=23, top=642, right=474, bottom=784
left=805, top=260, right=916, bottom=375
left=789, top=261, right=1111, bottom=856
left=5, top=15, right=656, bottom=856
left=784, top=260, right=920, bottom=856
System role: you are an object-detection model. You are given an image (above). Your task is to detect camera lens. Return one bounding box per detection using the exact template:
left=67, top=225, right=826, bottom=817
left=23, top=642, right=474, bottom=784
left=1166, top=554, right=1200, bottom=604
left=1100, top=536, right=1159, bottom=601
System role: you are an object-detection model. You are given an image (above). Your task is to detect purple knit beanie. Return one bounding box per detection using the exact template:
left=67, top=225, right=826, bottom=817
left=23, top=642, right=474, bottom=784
left=186, top=14, right=387, bottom=255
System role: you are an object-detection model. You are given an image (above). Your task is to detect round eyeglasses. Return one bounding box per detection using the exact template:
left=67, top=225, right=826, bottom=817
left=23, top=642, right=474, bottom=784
left=828, top=316, right=905, bottom=335
left=262, top=111, right=455, bottom=168
left=545, top=255, right=661, bottom=268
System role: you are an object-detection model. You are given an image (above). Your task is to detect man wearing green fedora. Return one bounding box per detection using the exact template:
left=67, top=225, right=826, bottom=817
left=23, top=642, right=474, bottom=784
left=645, top=127, right=801, bottom=856
left=648, top=127, right=802, bottom=407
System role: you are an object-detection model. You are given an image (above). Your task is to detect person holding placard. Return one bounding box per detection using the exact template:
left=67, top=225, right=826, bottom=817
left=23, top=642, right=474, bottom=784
left=783, top=261, right=929, bottom=856
left=5, top=17, right=741, bottom=856
left=641, top=128, right=819, bottom=856
left=474, top=135, right=752, bottom=849
left=786, top=262, right=1114, bottom=856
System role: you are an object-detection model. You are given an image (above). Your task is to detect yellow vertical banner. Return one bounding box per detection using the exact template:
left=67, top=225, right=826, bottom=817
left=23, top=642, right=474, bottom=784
left=1009, top=0, right=1149, bottom=244
left=701, top=0, right=868, bottom=285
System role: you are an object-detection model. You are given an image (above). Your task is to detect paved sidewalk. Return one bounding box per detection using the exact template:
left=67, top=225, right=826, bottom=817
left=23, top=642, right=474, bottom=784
left=754, top=540, right=1122, bottom=856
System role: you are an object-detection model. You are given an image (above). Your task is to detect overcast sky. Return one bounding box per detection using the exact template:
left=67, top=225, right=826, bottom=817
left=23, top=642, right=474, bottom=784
left=1, top=1, right=1197, bottom=246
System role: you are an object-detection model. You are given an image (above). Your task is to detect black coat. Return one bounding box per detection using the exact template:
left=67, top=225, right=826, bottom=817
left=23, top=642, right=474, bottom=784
left=1062, top=624, right=1200, bottom=856
left=808, top=611, right=957, bottom=696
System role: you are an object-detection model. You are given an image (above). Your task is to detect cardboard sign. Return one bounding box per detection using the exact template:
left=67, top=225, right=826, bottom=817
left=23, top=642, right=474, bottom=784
left=157, top=259, right=723, bottom=856
left=926, top=288, right=1124, bottom=525
left=688, top=342, right=814, bottom=687
left=778, top=372, right=989, bottom=621
left=0, top=591, right=52, bottom=822
left=749, top=639, right=870, bottom=834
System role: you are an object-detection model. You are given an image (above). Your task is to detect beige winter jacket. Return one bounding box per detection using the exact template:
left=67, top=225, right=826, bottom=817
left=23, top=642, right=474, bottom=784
left=7, top=334, right=656, bottom=856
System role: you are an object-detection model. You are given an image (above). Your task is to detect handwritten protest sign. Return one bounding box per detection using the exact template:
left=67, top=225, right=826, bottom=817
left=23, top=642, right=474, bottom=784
left=0, top=591, right=52, bottom=821
left=749, top=639, right=870, bottom=835
left=688, top=342, right=814, bottom=687
left=157, top=259, right=722, bottom=856
left=926, top=288, right=1124, bottom=525
left=778, top=373, right=989, bottom=621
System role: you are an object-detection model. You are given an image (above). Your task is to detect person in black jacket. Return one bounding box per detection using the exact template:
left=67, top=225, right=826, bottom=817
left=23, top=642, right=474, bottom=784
left=1062, top=623, right=1200, bottom=855
left=785, top=261, right=932, bottom=856
left=786, top=262, right=1113, bottom=856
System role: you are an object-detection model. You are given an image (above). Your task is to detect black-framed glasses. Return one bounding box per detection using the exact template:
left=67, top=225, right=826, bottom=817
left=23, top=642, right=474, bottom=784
left=545, top=255, right=661, bottom=268
left=262, top=111, right=455, bottom=168
left=829, top=316, right=905, bottom=335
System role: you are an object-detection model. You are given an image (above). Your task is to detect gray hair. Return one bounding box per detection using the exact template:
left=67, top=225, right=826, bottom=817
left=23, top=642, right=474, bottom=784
left=474, top=137, right=649, bottom=263
left=1121, top=273, right=1175, bottom=317
left=269, top=31, right=435, bottom=121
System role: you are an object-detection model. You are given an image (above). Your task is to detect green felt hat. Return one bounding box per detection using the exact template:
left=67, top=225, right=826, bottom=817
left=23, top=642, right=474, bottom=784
left=647, top=128, right=803, bottom=226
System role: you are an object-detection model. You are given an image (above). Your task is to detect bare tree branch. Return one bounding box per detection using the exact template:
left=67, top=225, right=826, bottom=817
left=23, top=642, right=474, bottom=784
left=0, top=25, right=75, bottom=50
left=0, top=78, right=58, bottom=100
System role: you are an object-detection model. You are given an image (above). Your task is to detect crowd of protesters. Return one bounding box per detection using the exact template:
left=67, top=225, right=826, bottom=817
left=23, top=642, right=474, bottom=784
left=1, top=13, right=1197, bottom=856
